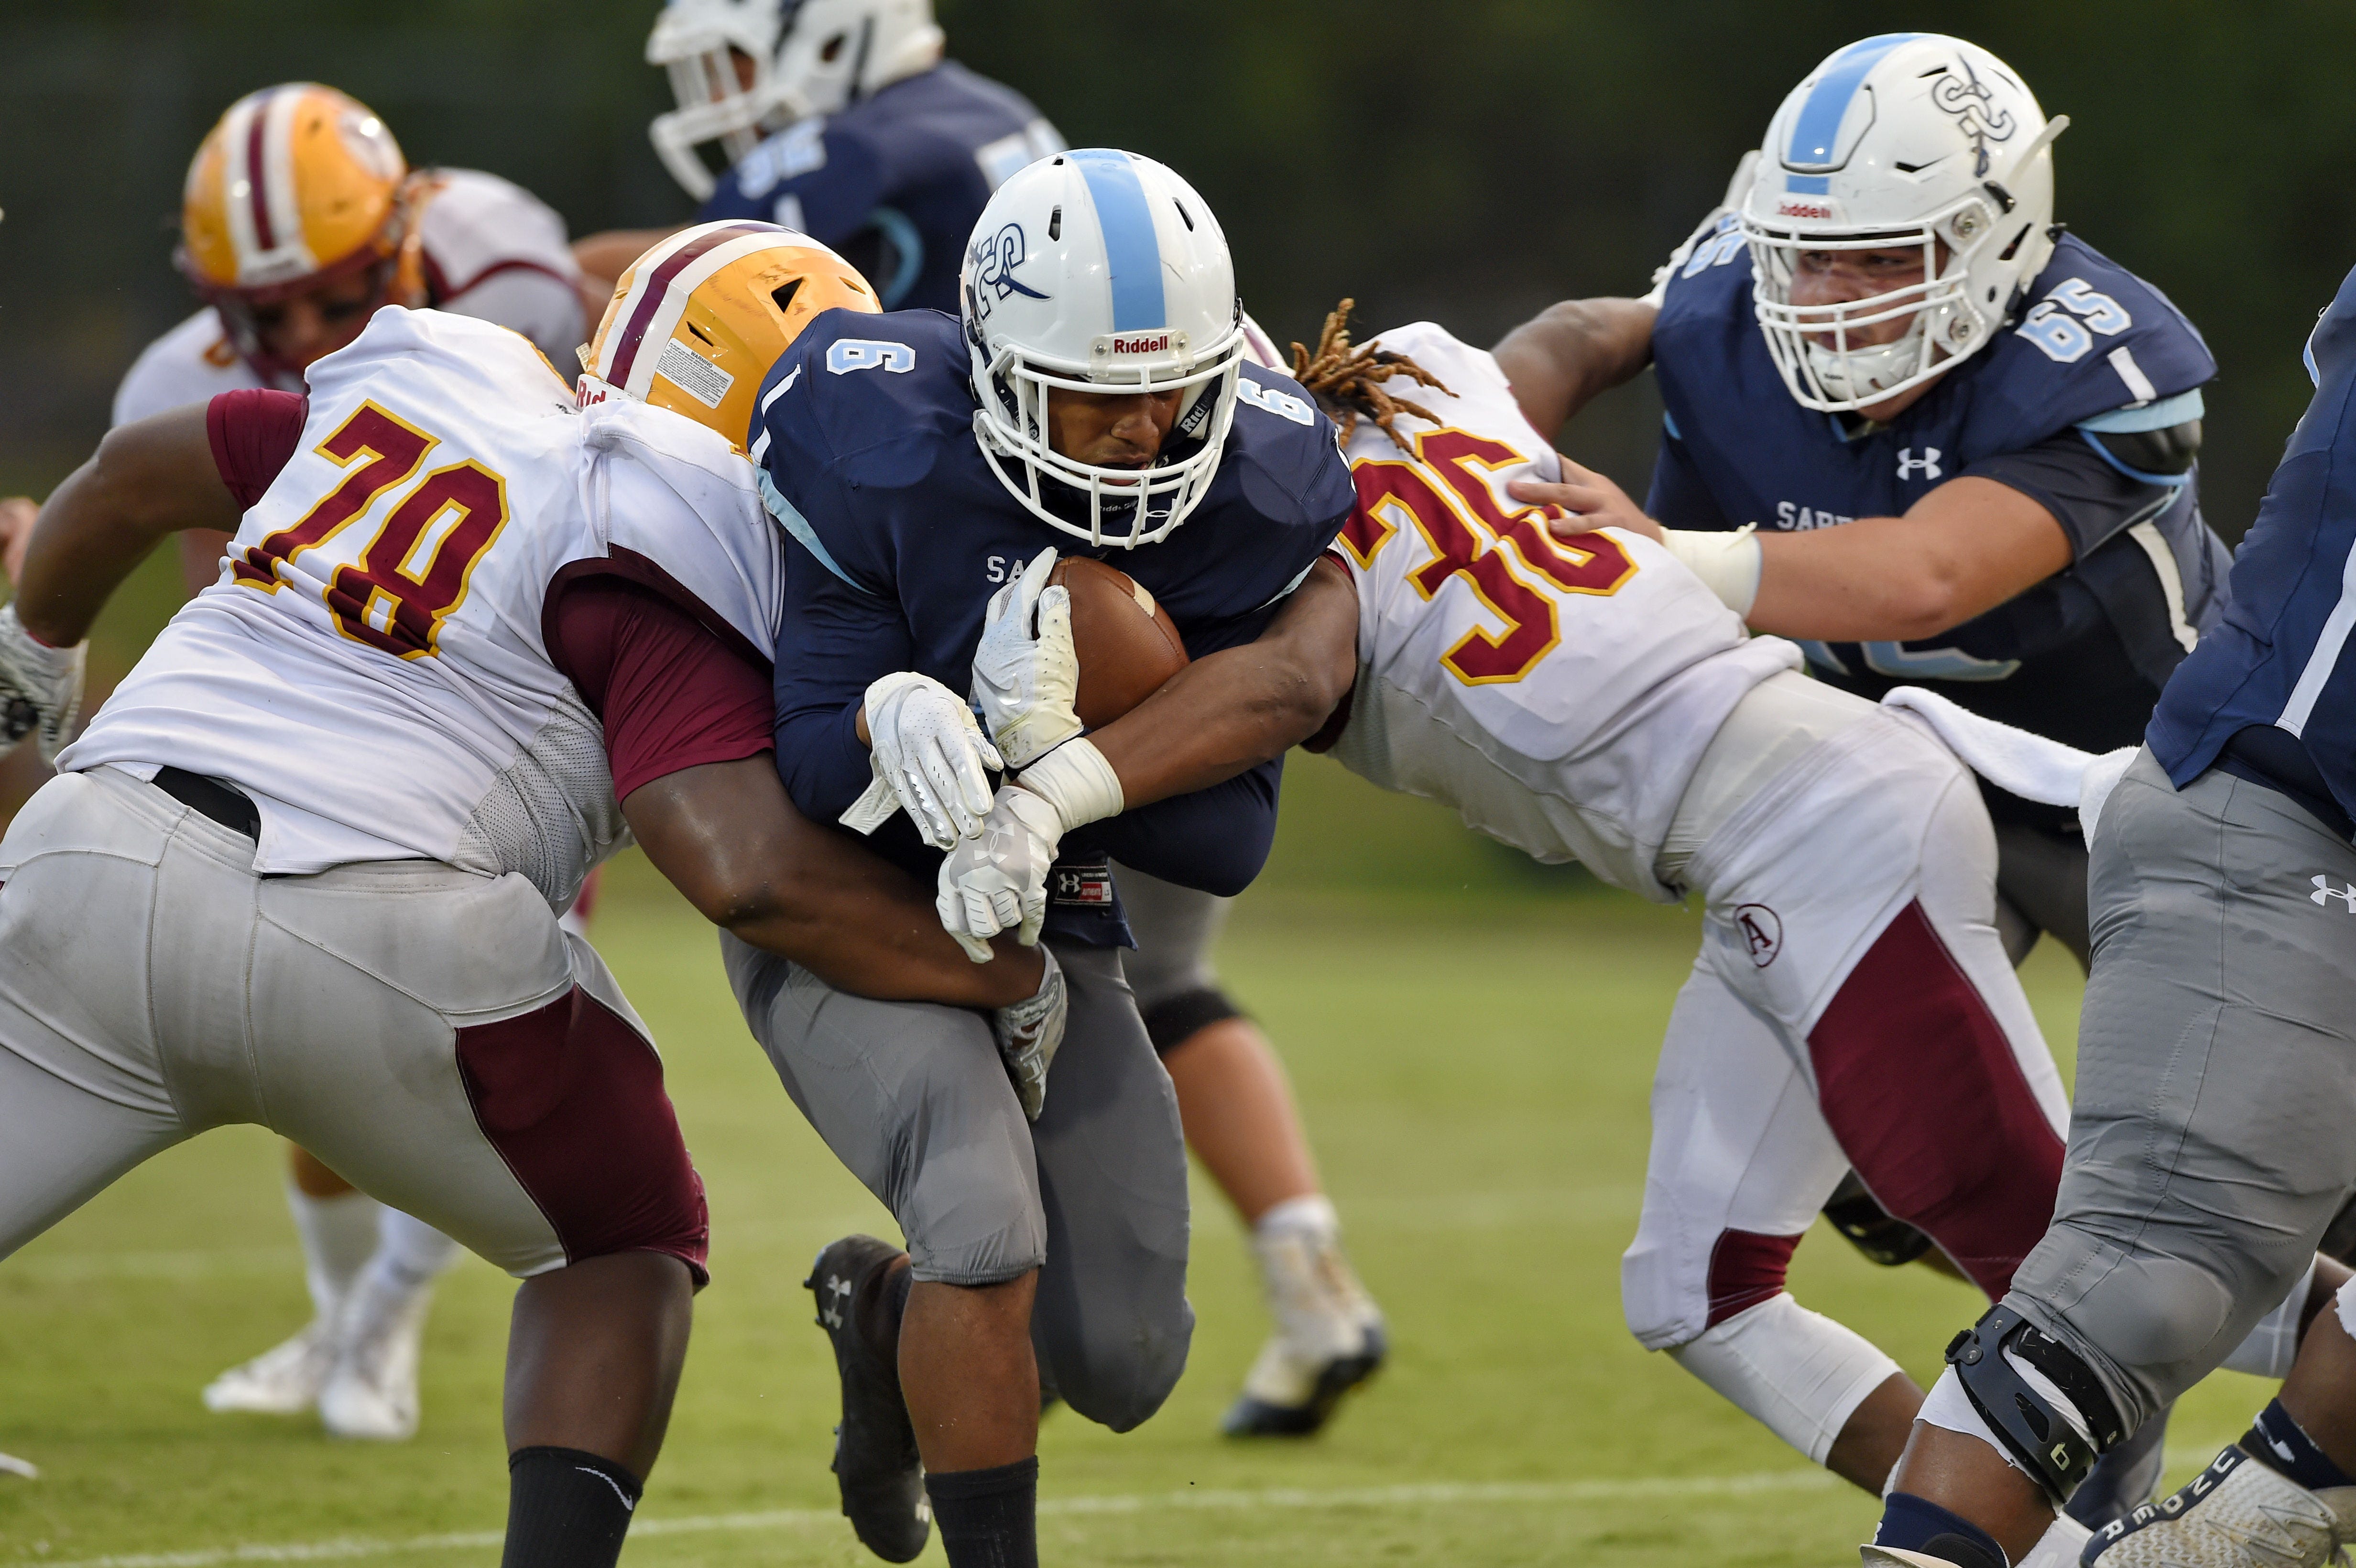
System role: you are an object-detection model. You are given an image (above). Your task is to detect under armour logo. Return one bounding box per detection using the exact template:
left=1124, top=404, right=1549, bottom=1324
left=1897, top=447, right=1943, bottom=481
left=819, top=1271, right=853, bottom=1328
left=2312, top=875, right=2356, bottom=911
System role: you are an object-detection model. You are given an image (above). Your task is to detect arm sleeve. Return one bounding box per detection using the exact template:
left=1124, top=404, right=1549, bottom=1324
left=205, top=389, right=308, bottom=508
left=1963, top=430, right=2181, bottom=561
left=544, top=573, right=775, bottom=801
left=769, top=537, right=910, bottom=821
left=1069, top=758, right=1284, bottom=898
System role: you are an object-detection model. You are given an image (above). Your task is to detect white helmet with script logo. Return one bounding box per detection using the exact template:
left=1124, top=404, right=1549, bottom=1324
left=960, top=149, right=1246, bottom=548
left=1740, top=33, right=2068, bottom=412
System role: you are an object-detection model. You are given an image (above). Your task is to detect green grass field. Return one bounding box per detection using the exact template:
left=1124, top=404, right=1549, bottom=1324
left=0, top=753, right=2280, bottom=1566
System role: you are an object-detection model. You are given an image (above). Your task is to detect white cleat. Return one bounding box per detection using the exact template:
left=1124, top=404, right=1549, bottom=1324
left=2087, top=1445, right=2356, bottom=1568
left=0, top=1451, right=35, bottom=1480
left=201, top=1317, right=339, bottom=1415
left=1221, top=1209, right=1387, bottom=1437
left=317, top=1274, right=434, bottom=1441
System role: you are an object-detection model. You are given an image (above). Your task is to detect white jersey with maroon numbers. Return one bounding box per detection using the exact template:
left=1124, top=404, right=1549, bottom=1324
left=112, top=169, right=584, bottom=420
left=1325, top=322, right=1799, bottom=901
left=59, top=306, right=780, bottom=910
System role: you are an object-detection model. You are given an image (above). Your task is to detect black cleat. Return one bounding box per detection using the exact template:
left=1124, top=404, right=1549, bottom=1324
left=806, top=1235, right=929, bottom=1562
left=1220, top=1320, right=1388, bottom=1437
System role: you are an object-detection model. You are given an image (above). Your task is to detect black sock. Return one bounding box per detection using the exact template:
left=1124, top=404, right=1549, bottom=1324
left=925, top=1457, right=1039, bottom=1568
left=502, top=1446, right=643, bottom=1568
left=1874, top=1492, right=2009, bottom=1568
left=2244, top=1398, right=2356, bottom=1492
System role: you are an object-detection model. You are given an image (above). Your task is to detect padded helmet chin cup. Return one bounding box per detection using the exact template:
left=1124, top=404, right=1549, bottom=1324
left=1946, top=1306, right=2126, bottom=1506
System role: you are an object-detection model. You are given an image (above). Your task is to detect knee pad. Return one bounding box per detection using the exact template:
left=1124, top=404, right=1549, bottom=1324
left=1141, top=986, right=1244, bottom=1056
left=1822, top=1172, right=1935, bottom=1268
left=1044, top=1296, right=1193, bottom=1433
left=1947, top=1305, right=2127, bottom=1505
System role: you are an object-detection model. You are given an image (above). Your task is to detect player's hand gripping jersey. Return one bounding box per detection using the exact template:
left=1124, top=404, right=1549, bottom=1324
left=1322, top=322, right=1798, bottom=900
left=114, top=170, right=584, bottom=420
left=64, top=307, right=781, bottom=909
left=1648, top=228, right=2225, bottom=767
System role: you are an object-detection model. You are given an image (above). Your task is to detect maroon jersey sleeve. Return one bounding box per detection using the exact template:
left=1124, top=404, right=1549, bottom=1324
left=205, top=389, right=309, bottom=509
left=545, top=573, right=776, bottom=802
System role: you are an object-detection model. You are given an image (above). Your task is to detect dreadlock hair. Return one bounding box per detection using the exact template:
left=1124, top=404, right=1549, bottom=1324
left=1288, top=298, right=1451, bottom=455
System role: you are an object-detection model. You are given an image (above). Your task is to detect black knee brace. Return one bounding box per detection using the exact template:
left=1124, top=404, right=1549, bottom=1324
left=1141, top=986, right=1245, bottom=1056
left=1821, top=1173, right=1934, bottom=1267
left=1946, top=1305, right=2127, bottom=1505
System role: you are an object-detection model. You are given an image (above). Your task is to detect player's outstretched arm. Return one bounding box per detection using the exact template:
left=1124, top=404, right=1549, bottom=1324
left=1510, top=466, right=2073, bottom=642
left=1491, top=298, right=1658, bottom=439
left=624, top=755, right=1046, bottom=1008
left=1083, top=557, right=1361, bottom=811
left=15, top=404, right=240, bottom=647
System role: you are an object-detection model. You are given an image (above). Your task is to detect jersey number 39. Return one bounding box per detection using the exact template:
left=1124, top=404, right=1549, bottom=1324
left=231, top=402, right=509, bottom=660
left=1342, top=428, right=1635, bottom=685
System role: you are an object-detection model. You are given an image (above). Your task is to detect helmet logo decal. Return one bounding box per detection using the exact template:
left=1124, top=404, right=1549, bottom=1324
left=1931, top=56, right=2018, bottom=177
left=972, top=223, right=1050, bottom=320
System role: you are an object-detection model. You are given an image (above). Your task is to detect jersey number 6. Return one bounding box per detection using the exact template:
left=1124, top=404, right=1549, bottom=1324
left=232, top=401, right=511, bottom=660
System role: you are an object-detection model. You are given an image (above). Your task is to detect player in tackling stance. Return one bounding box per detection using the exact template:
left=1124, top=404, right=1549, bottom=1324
left=955, top=307, right=2320, bottom=1564
left=0, top=223, right=1059, bottom=1564
left=0, top=82, right=591, bottom=1439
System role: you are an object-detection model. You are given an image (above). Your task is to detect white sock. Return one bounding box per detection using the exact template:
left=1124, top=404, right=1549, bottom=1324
left=1666, top=1293, right=1900, bottom=1465
left=1254, top=1193, right=1340, bottom=1243
left=287, top=1182, right=381, bottom=1319
left=368, top=1209, right=462, bottom=1296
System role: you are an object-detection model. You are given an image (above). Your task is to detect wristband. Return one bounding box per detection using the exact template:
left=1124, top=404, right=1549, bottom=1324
left=1014, top=737, right=1124, bottom=832
left=1658, top=523, right=1763, bottom=616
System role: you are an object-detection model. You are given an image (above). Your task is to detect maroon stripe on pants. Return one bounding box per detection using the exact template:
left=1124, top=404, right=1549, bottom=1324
left=1807, top=900, right=2062, bottom=1299
left=456, top=986, right=709, bottom=1285
left=1706, top=1229, right=1803, bottom=1328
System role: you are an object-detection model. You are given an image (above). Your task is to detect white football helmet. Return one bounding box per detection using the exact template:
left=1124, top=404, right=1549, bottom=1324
left=962, top=150, right=1245, bottom=548
left=1740, top=33, right=2069, bottom=412
left=647, top=0, right=944, bottom=199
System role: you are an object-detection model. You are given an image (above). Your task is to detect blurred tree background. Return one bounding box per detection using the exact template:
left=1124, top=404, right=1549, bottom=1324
left=6, top=0, right=2355, bottom=522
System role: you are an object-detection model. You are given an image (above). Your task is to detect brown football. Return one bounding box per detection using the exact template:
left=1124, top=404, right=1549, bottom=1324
left=1051, top=556, right=1190, bottom=727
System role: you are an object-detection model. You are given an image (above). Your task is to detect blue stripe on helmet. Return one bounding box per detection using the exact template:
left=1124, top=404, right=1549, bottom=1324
left=1786, top=33, right=1922, bottom=169
left=1785, top=174, right=1831, bottom=195
left=1069, top=149, right=1167, bottom=333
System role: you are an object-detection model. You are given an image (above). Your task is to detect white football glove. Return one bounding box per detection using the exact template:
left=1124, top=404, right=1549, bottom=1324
left=971, top=545, right=1083, bottom=770
left=0, top=602, right=86, bottom=765
left=936, top=784, right=1065, bottom=958
left=991, top=944, right=1068, bottom=1121
left=840, top=671, right=1004, bottom=850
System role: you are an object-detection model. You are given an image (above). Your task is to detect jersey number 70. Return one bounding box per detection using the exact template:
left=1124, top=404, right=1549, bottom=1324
left=1341, top=428, right=1635, bottom=684
left=231, top=402, right=510, bottom=660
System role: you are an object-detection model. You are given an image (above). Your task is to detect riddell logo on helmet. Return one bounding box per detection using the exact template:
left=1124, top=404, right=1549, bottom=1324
left=1111, top=334, right=1171, bottom=355
left=1778, top=199, right=1834, bottom=219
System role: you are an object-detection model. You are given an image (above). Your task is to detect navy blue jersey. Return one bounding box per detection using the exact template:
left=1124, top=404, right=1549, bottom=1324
left=757, top=307, right=1356, bottom=944
left=1649, top=225, right=2228, bottom=820
left=2150, top=262, right=2356, bottom=826
left=700, top=63, right=1060, bottom=312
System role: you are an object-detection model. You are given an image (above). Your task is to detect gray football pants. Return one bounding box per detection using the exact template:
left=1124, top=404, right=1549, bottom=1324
left=2006, top=749, right=2356, bottom=1430
left=721, top=935, right=1192, bottom=1433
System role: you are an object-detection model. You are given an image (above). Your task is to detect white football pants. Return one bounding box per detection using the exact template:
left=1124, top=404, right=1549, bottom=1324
left=1623, top=709, right=2070, bottom=1460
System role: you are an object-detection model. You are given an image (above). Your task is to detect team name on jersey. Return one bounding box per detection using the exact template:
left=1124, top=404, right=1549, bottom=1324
left=1774, top=501, right=1855, bottom=531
